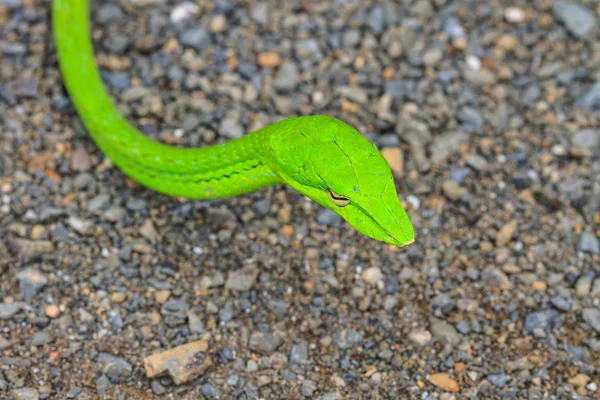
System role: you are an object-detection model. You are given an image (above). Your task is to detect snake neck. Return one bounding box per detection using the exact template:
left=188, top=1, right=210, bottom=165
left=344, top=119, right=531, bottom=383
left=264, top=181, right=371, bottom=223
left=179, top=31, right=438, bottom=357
left=53, top=0, right=283, bottom=200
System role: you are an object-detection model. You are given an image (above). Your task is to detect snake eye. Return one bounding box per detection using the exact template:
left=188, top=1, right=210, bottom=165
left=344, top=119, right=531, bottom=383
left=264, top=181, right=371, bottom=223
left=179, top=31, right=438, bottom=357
left=327, top=189, right=350, bottom=207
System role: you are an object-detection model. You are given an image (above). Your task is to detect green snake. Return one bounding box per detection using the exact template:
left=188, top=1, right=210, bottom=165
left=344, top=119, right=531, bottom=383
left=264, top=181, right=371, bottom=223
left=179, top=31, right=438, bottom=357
left=51, top=0, right=415, bottom=247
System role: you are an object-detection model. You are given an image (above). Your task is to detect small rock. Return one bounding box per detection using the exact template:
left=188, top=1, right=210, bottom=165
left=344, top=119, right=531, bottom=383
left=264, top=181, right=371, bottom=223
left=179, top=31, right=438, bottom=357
left=257, top=51, right=280, bottom=68
left=573, top=129, right=600, bottom=150
left=552, top=0, right=596, bottom=39
left=290, top=341, right=309, bottom=365
left=273, top=61, right=298, bottom=93
left=15, top=268, right=48, bottom=300
left=169, top=2, right=199, bottom=23
left=381, top=147, right=403, bottom=173
left=442, top=180, right=467, bottom=201
left=95, top=375, right=110, bottom=395
left=428, top=373, right=460, bottom=392
left=301, top=380, right=317, bottom=397
left=97, top=353, right=133, bottom=378
left=578, top=232, right=599, bottom=254
left=11, top=388, right=39, bottom=400
left=180, top=27, right=210, bottom=51
left=488, top=373, right=508, bottom=388
left=225, top=265, right=258, bottom=291
left=408, top=329, right=432, bottom=346
left=248, top=331, right=282, bottom=355
left=582, top=308, right=600, bottom=333
left=496, top=220, right=517, bottom=247
left=97, top=3, right=124, bottom=25
left=334, top=329, right=363, bottom=349
left=429, top=318, right=461, bottom=346
left=524, top=310, right=562, bottom=334
left=360, top=267, right=384, bottom=286
left=482, top=267, right=513, bottom=290
left=143, top=340, right=212, bottom=385
left=569, top=373, right=591, bottom=388
left=31, top=331, right=52, bottom=346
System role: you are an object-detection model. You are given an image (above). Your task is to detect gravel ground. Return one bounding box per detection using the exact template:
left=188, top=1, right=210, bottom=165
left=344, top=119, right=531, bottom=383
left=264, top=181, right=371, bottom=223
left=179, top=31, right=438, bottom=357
left=2, top=0, right=600, bottom=398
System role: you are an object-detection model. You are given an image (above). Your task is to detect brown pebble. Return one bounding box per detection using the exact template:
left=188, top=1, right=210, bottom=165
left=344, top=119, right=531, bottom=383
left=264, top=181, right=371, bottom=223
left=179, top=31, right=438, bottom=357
left=531, top=281, right=547, bottom=291
left=45, top=305, right=60, bottom=319
left=110, top=292, right=127, bottom=303
left=496, top=220, right=517, bottom=247
left=381, top=147, right=404, bottom=173
left=496, top=34, right=519, bottom=52
left=144, top=339, right=212, bottom=384
left=428, top=372, right=460, bottom=392
left=257, top=51, right=281, bottom=68
left=155, top=290, right=171, bottom=304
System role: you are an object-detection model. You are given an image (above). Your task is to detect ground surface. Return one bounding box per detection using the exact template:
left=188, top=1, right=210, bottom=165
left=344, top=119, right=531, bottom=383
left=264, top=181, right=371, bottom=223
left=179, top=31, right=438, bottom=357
left=1, top=0, right=600, bottom=399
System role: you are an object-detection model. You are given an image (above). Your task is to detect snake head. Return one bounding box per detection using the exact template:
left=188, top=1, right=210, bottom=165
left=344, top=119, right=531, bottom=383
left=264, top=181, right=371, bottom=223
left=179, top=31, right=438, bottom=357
left=263, top=116, right=415, bottom=247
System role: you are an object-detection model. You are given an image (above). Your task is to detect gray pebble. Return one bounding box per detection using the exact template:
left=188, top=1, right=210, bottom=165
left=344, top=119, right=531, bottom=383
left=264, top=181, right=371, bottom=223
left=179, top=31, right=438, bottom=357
left=250, top=2, right=269, bottom=25
left=151, top=380, right=166, bottom=395
left=551, top=297, right=572, bottom=312
left=334, top=329, right=362, bottom=349
left=180, top=27, right=210, bottom=51
left=0, top=302, right=30, bottom=319
left=274, top=61, right=298, bottom=93
left=0, top=336, right=10, bottom=349
left=524, top=310, right=562, bottom=334
left=290, top=340, right=309, bottom=365
left=301, top=380, right=317, bottom=397
left=487, top=373, right=508, bottom=388
left=97, top=353, right=132, bottom=378
left=317, top=209, right=342, bottom=227
left=576, top=81, right=600, bottom=112
left=253, top=198, right=271, bottom=215
left=220, top=118, right=244, bottom=139
left=15, top=268, right=48, bottom=300
left=367, top=6, right=385, bottom=35
left=295, top=39, right=322, bottom=62
left=429, top=318, right=461, bottom=346
left=552, top=0, right=596, bottom=39
left=573, top=129, right=600, bottom=149
left=87, top=194, right=111, bottom=213
left=3, top=43, right=27, bottom=56
left=578, top=232, right=599, bottom=254
left=30, top=331, right=52, bottom=347
left=97, top=4, right=124, bottom=25
left=248, top=331, right=282, bottom=355
left=201, top=383, right=221, bottom=398
left=96, top=375, right=111, bottom=395
left=582, top=308, right=600, bottom=333
left=103, top=34, right=130, bottom=53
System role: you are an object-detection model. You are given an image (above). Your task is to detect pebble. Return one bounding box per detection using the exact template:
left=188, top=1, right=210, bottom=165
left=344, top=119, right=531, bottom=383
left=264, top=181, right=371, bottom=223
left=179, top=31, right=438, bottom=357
left=10, top=388, right=39, bottom=400
left=144, top=340, right=212, bottom=385
left=578, top=232, right=599, bottom=254
left=552, top=1, right=596, bottom=39
left=429, top=318, right=461, bottom=346
left=290, top=340, right=309, bottom=365
left=428, top=373, right=460, bottom=392
left=249, top=331, right=282, bottom=355
left=496, top=220, right=517, bottom=247
left=524, top=310, right=562, bottom=334
left=273, top=61, right=298, bottom=93
left=97, top=4, right=124, bottom=25
left=488, top=373, right=508, bottom=388
left=257, top=52, right=281, bottom=68
left=15, top=268, right=47, bottom=300
left=360, top=267, right=384, bottom=286
left=97, top=353, right=133, bottom=378
left=225, top=266, right=258, bottom=291
left=582, top=308, right=600, bottom=333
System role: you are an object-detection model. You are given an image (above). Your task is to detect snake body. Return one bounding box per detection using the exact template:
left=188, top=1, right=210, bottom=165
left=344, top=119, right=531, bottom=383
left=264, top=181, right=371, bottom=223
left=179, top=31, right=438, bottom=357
left=52, top=0, right=415, bottom=247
